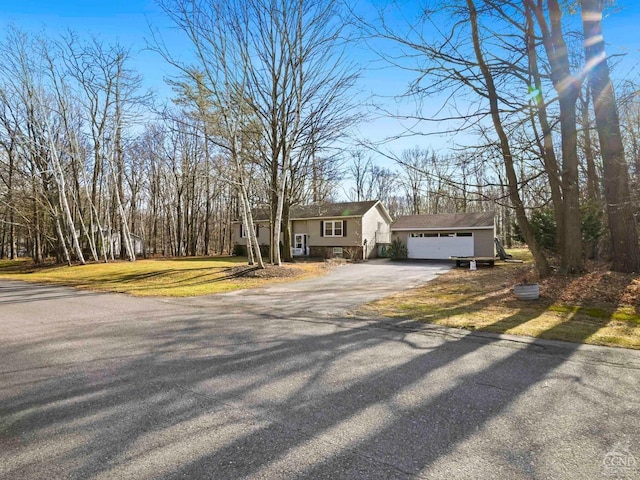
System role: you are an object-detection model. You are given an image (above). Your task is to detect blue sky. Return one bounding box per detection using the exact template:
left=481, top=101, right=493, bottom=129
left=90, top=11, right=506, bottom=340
left=0, top=1, right=176, bottom=99
left=1, top=0, right=639, bottom=157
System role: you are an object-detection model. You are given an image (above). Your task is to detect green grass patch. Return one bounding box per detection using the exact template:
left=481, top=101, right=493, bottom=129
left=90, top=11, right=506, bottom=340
left=0, top=256, right=325, bottom=297
left=547, top=304, right=640, bottom=324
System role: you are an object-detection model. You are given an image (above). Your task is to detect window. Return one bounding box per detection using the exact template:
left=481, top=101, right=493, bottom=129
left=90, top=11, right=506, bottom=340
left=410, top=233, right=438, bottom=238
left=240, top=224, right=260, bottom=238
left=457, top=232, right=473, bottom=237
left=324, top=220, right=344, bottom=237
left=333, top=247, right=343, bottom=258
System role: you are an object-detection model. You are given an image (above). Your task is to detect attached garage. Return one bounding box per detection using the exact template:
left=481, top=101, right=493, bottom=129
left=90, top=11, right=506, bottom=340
left=407, top=232, right=474, bottom=260
left=392, top=212, right=495, bottom=260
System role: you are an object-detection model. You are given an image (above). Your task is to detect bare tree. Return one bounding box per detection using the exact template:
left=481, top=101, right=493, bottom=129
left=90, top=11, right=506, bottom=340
left=397, top=148, right=430, bottom=215
left=348, top=149, right=374, bottom=202
left=155, top=0, right=267, bottom=267
left=157, top=0, right=359, bottom=266
left=467, top=0, right=550, bottom=276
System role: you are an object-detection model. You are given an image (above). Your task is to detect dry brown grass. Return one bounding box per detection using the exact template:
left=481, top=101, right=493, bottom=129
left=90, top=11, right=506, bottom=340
left=359, top=249, right=640, bottom=349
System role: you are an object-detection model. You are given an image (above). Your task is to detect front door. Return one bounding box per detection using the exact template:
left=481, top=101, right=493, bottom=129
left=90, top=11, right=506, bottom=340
left=293, top=233, right=307, bottom=256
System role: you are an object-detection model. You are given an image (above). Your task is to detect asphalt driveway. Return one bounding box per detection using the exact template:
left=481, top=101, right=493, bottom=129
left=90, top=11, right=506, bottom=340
left=1, top=260, right=639, bottom=480
left=176, top=259, right=453, bottom=317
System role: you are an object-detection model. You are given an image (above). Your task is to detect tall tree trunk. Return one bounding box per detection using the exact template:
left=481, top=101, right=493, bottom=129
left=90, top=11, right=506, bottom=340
left=51, top=145, right=86, bottom=265
left=8, top=147, right=15, bottom=259
left=239, top=195, right=255, bottom=265
left=204, top=139, right=211, bottom=256
left=109, top=149, right=135, bottom=261
left=549, top=0, right=582, bottom=273
left=0, top=218, right=5, bottom=260
left=282, top=194, right=292, bottom=262
left=31, top=176, right=43, bottom=264
left=525, top=3, right=564, bottom=254
left=234, top=142, right=264, bottom=268
left=468, top=0, right=551, bottom=277
left=54, top=205, right=71, bottom=266
left=582, top=0, right=640, bottom=272
left=580, top=88, right=600, bottom=203
left=114, top=58, right=135, bottom=261
left=270, top=154, right=279, bottom=264
left=527, top=0, right=583, bottom=273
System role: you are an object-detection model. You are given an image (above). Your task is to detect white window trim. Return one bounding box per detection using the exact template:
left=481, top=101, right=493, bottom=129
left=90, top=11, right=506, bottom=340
left=241, top=224, right=260, bottom=238
left=324, top=220, right=343, bottom=237
left=294, top=233, right=306, bottom=249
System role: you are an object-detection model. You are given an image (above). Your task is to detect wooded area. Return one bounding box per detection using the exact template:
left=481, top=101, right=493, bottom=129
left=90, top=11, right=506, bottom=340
left=0, top=0, right=638, bottom=276
left=360, top=0, right=640, bottom=275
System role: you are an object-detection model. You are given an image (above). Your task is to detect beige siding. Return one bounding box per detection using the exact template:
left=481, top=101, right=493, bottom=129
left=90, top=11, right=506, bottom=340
left=233, top=218, right=362, bottom=248
left=473, top=228, right=495, bottom=257
left=292, top=220, right=309, bottom=235
left=306, top=218, right=362, bottom=247
left=232, top=203, right=393, bottom=260
left=232, top=222, right=247, bottom=246
left=392, top=231, right=409, bottom=246
left=233, top=222, right=271, bottom=247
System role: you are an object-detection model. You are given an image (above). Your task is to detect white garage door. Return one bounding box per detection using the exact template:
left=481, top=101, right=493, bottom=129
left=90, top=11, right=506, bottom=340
left=407, top=233, right=474, bottom=259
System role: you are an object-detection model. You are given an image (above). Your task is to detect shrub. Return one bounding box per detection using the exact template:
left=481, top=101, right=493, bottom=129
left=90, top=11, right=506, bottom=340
left=232, top=244, right=246, bottom=257
left=388, top=238, right=408, bottom=259
left=343, top=247, right=361, bottom=260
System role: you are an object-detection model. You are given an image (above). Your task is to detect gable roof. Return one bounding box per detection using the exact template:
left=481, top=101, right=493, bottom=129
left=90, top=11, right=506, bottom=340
left=392, top=212, right=495, bottom=230
left=253, top=200, right=381, bottom=221
left=292, top=200, right=381, bottom=220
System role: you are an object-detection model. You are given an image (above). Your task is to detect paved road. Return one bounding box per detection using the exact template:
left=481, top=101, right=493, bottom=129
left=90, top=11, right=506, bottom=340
left=1, top=261, right=639, bottom=480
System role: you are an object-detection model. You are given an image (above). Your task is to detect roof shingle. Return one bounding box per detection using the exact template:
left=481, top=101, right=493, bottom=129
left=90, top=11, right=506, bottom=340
left=253, top=200, right=379, bottom=221
left=392, top=212, right=495, bottom=230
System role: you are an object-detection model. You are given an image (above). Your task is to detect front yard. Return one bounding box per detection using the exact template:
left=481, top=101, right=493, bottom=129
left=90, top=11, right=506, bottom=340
left=359, top=249, right=640, bottom=349
left=0, top=257, right=328, bottom=297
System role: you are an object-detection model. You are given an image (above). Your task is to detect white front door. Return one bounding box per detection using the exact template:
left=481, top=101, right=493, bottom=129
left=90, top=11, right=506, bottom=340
left=293, top=234, right=307, bottom=256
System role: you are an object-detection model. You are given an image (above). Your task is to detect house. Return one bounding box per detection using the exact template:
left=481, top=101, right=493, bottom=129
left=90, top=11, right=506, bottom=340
left=234, top=200, right=393, bottom=259
left=391, top=211, right=495, bottom=260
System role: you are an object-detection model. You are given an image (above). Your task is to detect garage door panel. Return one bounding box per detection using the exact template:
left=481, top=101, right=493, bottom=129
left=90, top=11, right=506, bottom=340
left=407, top=235, right=473, bottom=259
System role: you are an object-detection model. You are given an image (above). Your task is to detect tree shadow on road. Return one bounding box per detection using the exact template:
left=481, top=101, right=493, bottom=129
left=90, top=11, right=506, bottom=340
left=0, top=294, right=637, bottom=480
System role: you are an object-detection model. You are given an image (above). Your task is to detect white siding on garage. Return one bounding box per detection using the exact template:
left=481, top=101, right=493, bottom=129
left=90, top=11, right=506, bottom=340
left=407, top=233, right=474, bottom=259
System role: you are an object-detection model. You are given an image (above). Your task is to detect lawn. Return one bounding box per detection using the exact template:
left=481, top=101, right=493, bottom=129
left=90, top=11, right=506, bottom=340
left=0, top=256, right=327, bottom=297
left=359, top=249, right=640, bottom=349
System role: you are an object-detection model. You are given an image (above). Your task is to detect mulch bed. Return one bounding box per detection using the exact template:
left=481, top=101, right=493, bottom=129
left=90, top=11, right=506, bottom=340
left=541, top=268, right=640, bottom=308
left=226, top=264, right=307, bottom=279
